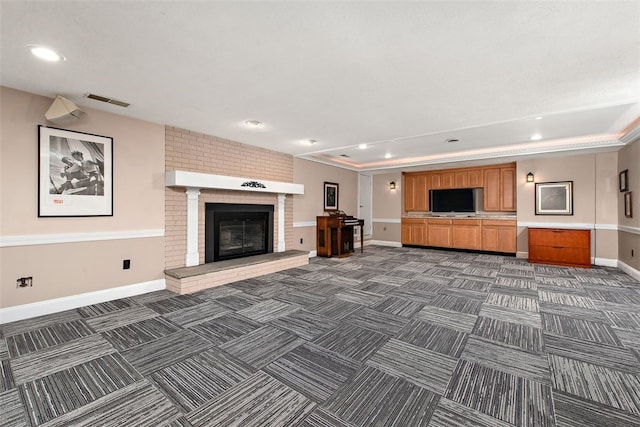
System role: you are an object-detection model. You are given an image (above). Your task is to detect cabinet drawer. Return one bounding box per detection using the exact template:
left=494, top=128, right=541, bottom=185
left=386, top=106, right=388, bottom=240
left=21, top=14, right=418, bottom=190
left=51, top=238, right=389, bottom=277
left=401, top=218, right=428, bottom=225
left=428, top=218, right=452, bottom=225
left=528, top=228, right=590, bottom=248
left=529, top=245, right=590, bottom=267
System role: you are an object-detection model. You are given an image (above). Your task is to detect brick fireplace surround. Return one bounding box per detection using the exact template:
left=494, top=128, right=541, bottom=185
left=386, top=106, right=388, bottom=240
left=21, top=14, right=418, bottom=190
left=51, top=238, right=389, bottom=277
left=164, top=127, right=309, bottom=294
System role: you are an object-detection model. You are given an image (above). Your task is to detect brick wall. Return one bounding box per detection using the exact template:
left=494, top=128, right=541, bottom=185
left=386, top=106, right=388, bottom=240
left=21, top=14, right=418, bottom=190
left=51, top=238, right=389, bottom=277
left=165, top=126, right=295, bottom=269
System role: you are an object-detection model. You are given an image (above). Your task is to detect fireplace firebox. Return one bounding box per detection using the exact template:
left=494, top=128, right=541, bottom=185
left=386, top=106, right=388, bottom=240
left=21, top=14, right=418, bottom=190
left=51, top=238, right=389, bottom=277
left=205, top=203, right=274, bottom=262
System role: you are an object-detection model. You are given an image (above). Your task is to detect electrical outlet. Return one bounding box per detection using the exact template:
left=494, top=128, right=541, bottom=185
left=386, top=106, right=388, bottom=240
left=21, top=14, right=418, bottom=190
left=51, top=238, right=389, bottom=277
left=123, top=259, right=131, bottom=270
left=17, top=277, right=32, bottom=288
left=300, top=238, right=303, bottom=244
left=632, top=249, right=635, bottom=257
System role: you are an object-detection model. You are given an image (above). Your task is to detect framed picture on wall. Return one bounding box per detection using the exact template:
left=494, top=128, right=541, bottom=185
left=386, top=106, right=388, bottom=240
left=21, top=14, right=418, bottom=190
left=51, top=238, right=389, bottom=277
left=323, top=181, right=339, bottom=211
left=625, top=191, right=633, bottom=218
left=619, top=169, right=629, bottom=192
left=38, top=125, right=113, bottom=217
left=535, top=181, right=573, bottom=215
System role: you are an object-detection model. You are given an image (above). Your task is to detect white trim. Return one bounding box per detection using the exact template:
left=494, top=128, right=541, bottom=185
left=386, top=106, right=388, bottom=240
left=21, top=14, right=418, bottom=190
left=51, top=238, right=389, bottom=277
left=0, top=229, right=164, bottom=248
left=619, top=225, right=640, bottom=235
left=594, top=257, right=618, bottom=267
left=517, top=222, right=595, bottom=230
left=166, top=170, right=304, bottom=194
left=369, top=240, right=402, bottom=247
left=308, top=250, right=317, bottom=258
left=595, top=224, right=619, bottom=231
left=277, top=194, right=286, bottom=252
left=372, top=218, right=402, bottom=223
left=0, top=279, right=166, bottom=324
left=185, top=188, right=200, bottom=267
left=618, top=260, right=640, bottom=282
left=293, top=221, right=316, bottom=228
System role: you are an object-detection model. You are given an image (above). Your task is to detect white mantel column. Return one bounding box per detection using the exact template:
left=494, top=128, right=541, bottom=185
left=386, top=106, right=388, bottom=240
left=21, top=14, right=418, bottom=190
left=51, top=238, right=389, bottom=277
left=185, top=187, right=201, bottom=266
left=277, top=194, right=286, bottom=252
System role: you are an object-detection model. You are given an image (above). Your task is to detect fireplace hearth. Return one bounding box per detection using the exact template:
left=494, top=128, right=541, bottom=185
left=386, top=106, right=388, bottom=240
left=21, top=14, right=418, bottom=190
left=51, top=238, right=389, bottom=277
left=205, top=203, right=274, bottom=262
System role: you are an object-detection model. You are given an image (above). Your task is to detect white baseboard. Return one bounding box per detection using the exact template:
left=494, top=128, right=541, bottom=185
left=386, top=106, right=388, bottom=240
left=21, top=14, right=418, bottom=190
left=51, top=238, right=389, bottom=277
left=369, top=240, right=402, bottom=247
left=594, top=257, right=618, bottom=267
left=516, top=251, right=528, bottom=259
left=308, top=250, right=317, bottom=258
left=618, top=260, right=640, bottom=282
left=0, top=279, right=166, bottom=324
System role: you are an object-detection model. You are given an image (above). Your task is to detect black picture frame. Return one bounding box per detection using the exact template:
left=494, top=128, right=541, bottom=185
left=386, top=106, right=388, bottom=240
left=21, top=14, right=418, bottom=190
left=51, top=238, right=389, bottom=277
left=323, top=182, right=339, bottom=211
left=619, top=169, right=629, bottom=192
left=535, top=181, right=573, bottom=215
left=625, top=191, right=633, bottom=218
left=38, top=125, right=113, bottom=217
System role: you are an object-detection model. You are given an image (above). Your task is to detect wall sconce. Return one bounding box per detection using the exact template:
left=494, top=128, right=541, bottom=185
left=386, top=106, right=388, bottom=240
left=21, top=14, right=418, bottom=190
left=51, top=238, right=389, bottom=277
left=389, top=181, right=396, bottom=190
left=526, top=172, right=534, bottom=183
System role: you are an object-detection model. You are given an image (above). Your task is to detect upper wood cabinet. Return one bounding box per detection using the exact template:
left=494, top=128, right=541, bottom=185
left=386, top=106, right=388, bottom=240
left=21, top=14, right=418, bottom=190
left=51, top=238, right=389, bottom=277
left=467, top=169, right=483, bottom=187
left=403, top=173, right=429, bottom=212
left=431, top=171, right=454, bottom=189
left=483, top=164, right=516, bottom=212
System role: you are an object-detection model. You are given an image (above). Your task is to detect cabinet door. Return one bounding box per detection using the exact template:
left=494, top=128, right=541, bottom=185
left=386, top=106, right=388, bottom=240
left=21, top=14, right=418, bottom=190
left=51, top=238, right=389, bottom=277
left=500, top=167, right=516, bottom=211
left=497, top=226, right=516, bottom=253
left=415, top=174, right=429, bottom=211
left=428, top=223, right=452, bottom=247
left=431, top=172, right=454, bottom=189
left=454, top=170, right=468, bottom=188
left=452, top=220, right=481, bottom=249
left=404, top=175, right=417, bottom=211
left=401, top=224, right=412, bottom=244
left=482, top=222, right=516, bottom=253
left=468, top=169, right=483, bottom=187
left=483, top=168, right=501, bottom=211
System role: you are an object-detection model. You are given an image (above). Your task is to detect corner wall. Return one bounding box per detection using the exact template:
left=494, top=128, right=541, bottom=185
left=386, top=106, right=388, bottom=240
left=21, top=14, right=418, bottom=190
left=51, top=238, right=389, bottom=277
left=372, top=172, right=402, bottom=243
left=617, top=138, right=640, bottom=273
left=0, top=87, right=166, bottom=310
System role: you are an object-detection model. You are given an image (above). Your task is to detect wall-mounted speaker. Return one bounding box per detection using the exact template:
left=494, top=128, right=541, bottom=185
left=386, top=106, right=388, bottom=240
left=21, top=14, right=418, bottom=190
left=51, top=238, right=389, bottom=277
left=45, top=95, right=86, bottom=124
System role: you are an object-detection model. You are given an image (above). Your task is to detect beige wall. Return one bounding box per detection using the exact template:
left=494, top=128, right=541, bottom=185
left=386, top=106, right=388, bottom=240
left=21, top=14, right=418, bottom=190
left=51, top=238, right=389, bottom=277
left=516, top=151, right=619, bottom=262
left=292, top=158, right=358, bottom=252
left=0, top=87, right=165, bottom=308
left=165, top=127, right=294, bottom=269
left=372, top=172, right=402, bottom=242
left=618, top=138, right=640, bottom=270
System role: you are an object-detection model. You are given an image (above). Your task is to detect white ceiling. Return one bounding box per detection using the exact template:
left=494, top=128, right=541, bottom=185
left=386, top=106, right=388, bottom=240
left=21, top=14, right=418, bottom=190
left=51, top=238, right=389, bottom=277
left=1, top=1, right=639, bottom=172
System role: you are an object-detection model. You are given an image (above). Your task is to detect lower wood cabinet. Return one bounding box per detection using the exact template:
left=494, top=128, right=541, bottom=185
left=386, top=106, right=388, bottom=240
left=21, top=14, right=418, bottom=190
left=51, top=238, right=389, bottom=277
left=451, top=219, right=482, bottom=250
left=402, top=217, right=516, bottom=253
left=482, top=220, right=517, bottom=253
left=528, top=227, right=591, bottom=268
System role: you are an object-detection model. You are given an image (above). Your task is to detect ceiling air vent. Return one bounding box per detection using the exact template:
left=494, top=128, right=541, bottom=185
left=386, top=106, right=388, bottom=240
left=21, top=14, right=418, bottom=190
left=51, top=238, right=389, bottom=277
left=85, top=93, right=130, bottom=108
left=340, top=154, right=351, bottom=158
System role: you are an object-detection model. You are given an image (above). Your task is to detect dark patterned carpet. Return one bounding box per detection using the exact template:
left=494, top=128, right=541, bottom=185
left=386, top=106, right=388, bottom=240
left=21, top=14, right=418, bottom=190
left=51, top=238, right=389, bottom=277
left=1, top=246, right=640, bottom=426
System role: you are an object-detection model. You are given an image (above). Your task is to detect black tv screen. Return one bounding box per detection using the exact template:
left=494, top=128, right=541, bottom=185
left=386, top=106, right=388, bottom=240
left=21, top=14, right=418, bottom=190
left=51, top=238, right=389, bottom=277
left=431, top=188, right=475, bottom=213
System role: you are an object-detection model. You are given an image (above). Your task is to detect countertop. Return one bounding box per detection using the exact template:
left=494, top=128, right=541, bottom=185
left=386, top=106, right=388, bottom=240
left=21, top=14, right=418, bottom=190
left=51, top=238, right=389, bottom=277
left=403, top=213, right=516, bottom=220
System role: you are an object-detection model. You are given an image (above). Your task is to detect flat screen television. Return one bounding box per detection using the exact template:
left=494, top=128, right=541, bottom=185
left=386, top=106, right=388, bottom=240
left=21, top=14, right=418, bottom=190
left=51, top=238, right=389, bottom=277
left=431, top=188, right=475, bottom=214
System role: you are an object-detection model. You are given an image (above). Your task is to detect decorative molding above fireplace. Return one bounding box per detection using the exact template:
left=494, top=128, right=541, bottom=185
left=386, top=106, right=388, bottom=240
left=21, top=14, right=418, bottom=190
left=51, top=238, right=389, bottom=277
left=165, top=170, right=304, bottom=194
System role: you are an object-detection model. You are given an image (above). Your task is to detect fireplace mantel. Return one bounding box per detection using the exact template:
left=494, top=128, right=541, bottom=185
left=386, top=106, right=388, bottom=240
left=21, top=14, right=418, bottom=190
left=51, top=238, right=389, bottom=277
left=165, top=170, right=304, bottom=266
left=165, top=170, right=304, bottom=194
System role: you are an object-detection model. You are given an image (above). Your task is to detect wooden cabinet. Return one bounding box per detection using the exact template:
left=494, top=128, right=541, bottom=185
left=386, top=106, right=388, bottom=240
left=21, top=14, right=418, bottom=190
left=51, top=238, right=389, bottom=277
left=428, top=218, right=452, bottom=248
left=453, top=169, right=483, bottom=188
left=468, top=169, right=483, bottom=188
left=317, top=216, right=364, bottom=258
left=452, top=218, right=482, bottom=250
left=431, top=171, right=454, bottom=189
left=404, top=173, right=429, bottom=212
left=528, top=228, right=591, bottom=268
left=401, top=218, right=428, bottom=245
left=484, top=164, right=516, bottom=212
left=482, top=219, right=516, bottom=253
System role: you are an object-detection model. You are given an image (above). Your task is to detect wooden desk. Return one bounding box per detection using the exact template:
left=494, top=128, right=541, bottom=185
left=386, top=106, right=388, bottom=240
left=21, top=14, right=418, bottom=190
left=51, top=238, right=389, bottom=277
left=317, top=215, right=364, bottom=258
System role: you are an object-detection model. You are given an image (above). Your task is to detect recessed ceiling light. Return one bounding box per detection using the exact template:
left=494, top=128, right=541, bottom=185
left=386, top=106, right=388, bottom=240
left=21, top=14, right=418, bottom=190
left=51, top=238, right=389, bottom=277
left=27, top=45, right=64, bottom=62
left=535, top=116, right=543, bottom=120
left=530, top=134, right=542, bottom=141
left=446, top=138, right=460, bottom=143
left=244, top=120, right=263, bottom=128
left=384, top=153, right=392, bottom=159
left=358, top=144, right=367, bottom=149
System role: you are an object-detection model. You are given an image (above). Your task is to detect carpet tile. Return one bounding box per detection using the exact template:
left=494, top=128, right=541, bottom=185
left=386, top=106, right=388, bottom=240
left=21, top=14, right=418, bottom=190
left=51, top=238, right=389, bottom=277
left=0, top=245, right=639, bottom=426
left=263, top=343, right=360, bottom=403
left=548, top=354, right=640, bottom=415
left=186, top=371, right=315, bottom=427
left=366, top=338, right=457, bottom=394
left=395, top=319, right=467, bottom=357
left=149, top=349, right=255, bottom=412
left=325, top=366, right=439, bottom=427
left=220, top=325, right=304, bottom=368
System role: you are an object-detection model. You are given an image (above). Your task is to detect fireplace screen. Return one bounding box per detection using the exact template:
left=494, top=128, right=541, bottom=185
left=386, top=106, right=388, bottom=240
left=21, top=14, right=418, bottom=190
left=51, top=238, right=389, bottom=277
left=205, top=203, right=274, bottom=262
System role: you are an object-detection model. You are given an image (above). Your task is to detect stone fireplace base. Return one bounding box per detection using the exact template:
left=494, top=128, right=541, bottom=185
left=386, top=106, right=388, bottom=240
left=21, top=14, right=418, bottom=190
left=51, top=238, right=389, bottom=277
left=164, top=250, right=309, bottom=294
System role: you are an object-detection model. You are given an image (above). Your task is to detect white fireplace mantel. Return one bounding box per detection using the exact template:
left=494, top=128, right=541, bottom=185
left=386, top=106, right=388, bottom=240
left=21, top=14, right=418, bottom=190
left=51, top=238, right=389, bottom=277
left=166, top=170, right=304, bottom=266
left=165, top=170, right=304, bottom=194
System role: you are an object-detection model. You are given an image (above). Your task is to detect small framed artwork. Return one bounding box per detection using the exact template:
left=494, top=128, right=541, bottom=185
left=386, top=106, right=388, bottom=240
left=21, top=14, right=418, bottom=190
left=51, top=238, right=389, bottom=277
left=323, top=181, right=339, bottom=211
left=624, top=191, right=633, bottom=218
left=38, top=125, right=113, bottom=217
left=535, top=181, right=573, bottom=215
left=619, top=169, right=629, bottom=192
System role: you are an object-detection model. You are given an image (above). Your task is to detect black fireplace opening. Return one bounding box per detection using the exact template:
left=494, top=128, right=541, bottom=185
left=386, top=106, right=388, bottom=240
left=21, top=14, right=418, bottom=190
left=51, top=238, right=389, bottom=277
left=205, top=203, right=274, bottom=262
